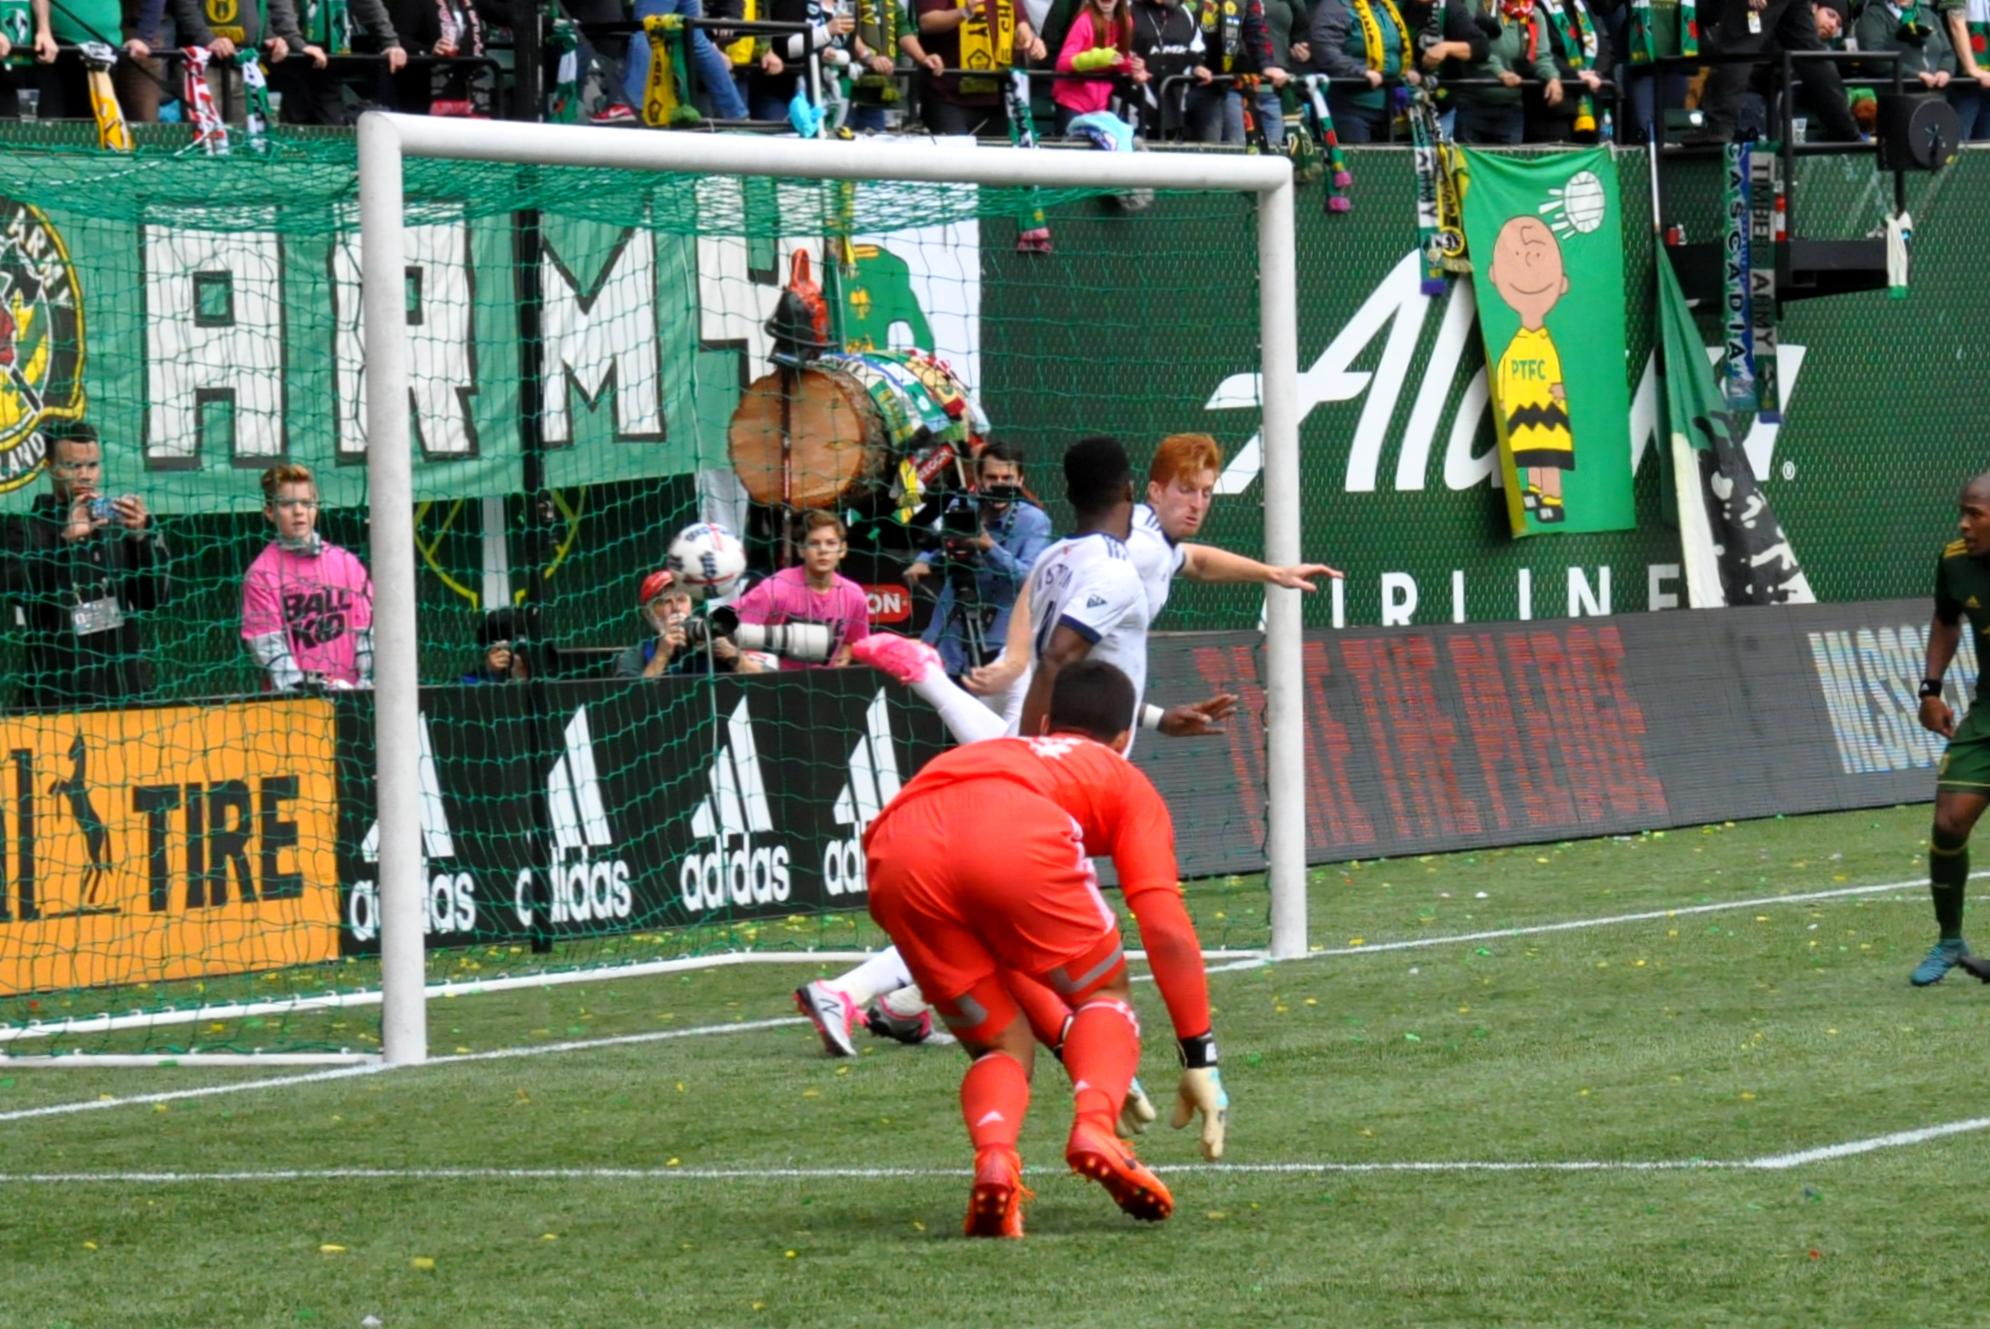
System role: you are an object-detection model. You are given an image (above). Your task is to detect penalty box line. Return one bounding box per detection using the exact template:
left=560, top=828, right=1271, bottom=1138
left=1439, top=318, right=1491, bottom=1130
left=4, top=1115, right=1990, bottom=1185
left=0, top=870, right=1949, bottom=1127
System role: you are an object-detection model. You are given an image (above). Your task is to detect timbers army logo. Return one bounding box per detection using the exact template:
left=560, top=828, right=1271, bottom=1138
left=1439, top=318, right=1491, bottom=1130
left=0, top=198, right=84, bottom=494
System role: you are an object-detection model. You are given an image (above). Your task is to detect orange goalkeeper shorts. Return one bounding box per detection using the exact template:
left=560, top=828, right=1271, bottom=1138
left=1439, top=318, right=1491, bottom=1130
left=865, top=782, right=1126, bottom=1043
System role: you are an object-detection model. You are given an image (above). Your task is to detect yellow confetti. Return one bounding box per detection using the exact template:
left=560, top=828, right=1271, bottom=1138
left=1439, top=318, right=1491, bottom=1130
left=319, top=1244, right=347, bottom=1255
left=411, top=1256, right=436, bottom=1271
left=1739, top=1092, right=1757, bottom=1102
left=802, top=1088, right=820, bottom=1099
left=784, top=1250, right=797, bottom=1259
left=911, top=1220, right=926, bottom=1233
left=675, top=1082, right=686, bottom=1093
left=455, top=1046, right=471, bottom=1055
left=154, top=1103, right=169, bottom=1113
left=1204, top=1211, right=1228, bottom=1221
left=667, top=1157, right=681, bottom=1167
left=1348, top=937, right=1365, bottom=947
left=1303, top=997, right=1318, bottom=1006
left=752, top=1303, right=766, bottom=1312
left=82, top=1241, right=99, bottom=1251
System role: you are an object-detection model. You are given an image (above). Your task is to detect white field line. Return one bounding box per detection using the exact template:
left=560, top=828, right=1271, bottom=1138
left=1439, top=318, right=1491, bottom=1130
left=0, top=870, right=1947, bottom=1123
left=0, top=947, right=1263, bottom=1045
left=8, top=1113, right=1990, bottom=1186
left=0, top=1017, right=805, bottom=1124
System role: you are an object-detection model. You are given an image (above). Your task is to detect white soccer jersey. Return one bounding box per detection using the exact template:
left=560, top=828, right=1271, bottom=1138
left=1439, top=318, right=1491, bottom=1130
left=1022, top=531, right=1151, bottom=730
left=1128, top=502, right=1188, bottom=619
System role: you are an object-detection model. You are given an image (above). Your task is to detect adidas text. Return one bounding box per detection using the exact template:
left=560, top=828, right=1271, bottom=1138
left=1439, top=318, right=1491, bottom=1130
left=681, top=697, right=794, bottom=914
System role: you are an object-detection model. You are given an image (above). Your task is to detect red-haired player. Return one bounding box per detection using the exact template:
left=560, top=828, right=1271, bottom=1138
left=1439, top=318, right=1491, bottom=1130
left=863, top=657, right=1228, bottom=1238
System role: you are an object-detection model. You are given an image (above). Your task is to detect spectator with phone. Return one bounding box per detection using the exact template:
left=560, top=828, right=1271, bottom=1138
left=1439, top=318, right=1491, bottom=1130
left=2, top=421, right=168, bottom=710
left=241, top=463, right=374, bottom=693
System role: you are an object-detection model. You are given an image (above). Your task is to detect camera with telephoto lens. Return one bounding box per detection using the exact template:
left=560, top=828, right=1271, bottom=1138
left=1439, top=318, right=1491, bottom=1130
left=677, top=606, right=833, bottom=663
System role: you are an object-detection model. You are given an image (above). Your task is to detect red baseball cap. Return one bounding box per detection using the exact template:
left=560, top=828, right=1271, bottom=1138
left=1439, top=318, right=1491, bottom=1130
left=638, top=569, right=675, bottom=605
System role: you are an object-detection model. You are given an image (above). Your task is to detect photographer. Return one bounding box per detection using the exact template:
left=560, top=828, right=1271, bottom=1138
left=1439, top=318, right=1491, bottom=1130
left=904, top=441, right=1049, bottom=679
left=728, top=511, right=870, bottom=669
left=2, top=421, right=168, bottom=710
left=614, top=571, right=761, bottom=678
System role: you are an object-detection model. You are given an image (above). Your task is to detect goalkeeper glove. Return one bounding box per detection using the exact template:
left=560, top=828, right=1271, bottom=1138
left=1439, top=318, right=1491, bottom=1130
left=1119, top=1076, right=1159, bottom=1138
left=1170, top=1033, right=1228, bottom=1161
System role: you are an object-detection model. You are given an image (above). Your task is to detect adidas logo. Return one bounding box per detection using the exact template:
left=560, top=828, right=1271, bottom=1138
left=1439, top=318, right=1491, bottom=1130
left=350, top=712, right=477, bottom=943
left=541, top=705, right=634, bottom=926
left=823, top=690, right=902, bottom=898
left=1086, top=594, right=1108, bottom=608
left=680, top=697, right=794, bottom=913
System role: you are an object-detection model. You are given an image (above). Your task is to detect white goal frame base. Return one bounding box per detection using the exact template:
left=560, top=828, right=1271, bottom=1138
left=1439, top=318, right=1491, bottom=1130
left=356, top=114, right=1308, bottom=1067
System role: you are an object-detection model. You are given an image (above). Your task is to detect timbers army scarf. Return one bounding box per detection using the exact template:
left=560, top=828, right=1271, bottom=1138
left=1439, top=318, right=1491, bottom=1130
left=1298, top=74, right=1353, bottom=211
left=549, top=18, right=582, bottom=121
left=957, top=0, right=1016, bottom=94
left=302, top=0, right=350, bottom=52
left=78, top=42, right=132, bottom=151
left=1629, top=0, right=1694, bottom=62
left=1541, top=0, right=1598, bottom=134
left=856, top=0, right=900, bottom=92
left=1409, top=86, right=1467, bottom=293
left=1351, top=0, right=1411, bottom=72
left=240, top=48, right=275, bottom=149
left=642, top=14, right=698, bottom=125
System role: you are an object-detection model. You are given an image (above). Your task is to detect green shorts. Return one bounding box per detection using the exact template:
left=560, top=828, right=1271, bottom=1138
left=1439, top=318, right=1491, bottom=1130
left=1938, top=703, right=1990, bottom=794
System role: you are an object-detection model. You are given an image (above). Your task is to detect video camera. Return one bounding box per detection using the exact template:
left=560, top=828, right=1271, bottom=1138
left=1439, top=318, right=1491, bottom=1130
left=937, top=482, right=1022, bottom=549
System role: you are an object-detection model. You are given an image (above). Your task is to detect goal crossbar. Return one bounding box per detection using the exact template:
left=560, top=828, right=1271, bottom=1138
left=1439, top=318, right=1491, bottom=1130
left=355, top=112, right=1307, bottom=1066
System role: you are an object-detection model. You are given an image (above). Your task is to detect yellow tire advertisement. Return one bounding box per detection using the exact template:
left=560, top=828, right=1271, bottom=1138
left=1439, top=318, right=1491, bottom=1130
left=0, top=699, right=339, bottom=996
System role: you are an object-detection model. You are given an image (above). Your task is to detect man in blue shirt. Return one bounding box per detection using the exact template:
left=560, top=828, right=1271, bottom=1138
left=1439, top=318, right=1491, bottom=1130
left=905, top=441, right=1050, bottom=679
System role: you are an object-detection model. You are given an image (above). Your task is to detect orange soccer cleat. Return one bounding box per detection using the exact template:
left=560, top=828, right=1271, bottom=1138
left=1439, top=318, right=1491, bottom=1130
left=1065, top=1118, right=1173, bottom=1222
left=962, top=1148, right=1032, bottom=1239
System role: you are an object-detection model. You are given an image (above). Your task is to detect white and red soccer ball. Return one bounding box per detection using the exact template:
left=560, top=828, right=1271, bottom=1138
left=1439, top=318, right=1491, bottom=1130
left=667, top=522, right=747, bottom=601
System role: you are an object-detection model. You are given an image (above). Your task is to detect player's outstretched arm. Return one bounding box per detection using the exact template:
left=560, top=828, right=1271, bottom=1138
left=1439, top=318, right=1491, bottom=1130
left=1179, top=543, right=1343, bottom=591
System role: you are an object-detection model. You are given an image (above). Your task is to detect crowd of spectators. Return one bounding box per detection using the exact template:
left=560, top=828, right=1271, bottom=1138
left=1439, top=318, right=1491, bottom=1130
left=0, top=418, right=1061, bottom=707
left=3, top=0, right=1981, bottom=142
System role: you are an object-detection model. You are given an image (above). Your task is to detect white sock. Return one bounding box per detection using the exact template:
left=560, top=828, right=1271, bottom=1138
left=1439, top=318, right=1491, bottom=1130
left=910, top=666, right=1008, bottom=745
left=834, top=946, right=913, bottom=1006
left=879, top=983, right=927, bottom=1019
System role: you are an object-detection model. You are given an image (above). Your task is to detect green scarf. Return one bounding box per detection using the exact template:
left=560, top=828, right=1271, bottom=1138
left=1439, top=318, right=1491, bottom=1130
left=302, top=0, right=350, bottom=52
left=856, top=0, right=900, bottom=94
left=1629, top=0, right=1695, bottom=62
left=549, top=17, right=581, bottom=122
left=1541, top=0, right=1597, bottom=133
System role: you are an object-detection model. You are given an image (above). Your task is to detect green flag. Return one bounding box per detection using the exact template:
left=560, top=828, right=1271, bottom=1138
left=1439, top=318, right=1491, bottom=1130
left=1460, top=147, right=1635, bottom=538
left=1656, top=248, right=1814, bottom=607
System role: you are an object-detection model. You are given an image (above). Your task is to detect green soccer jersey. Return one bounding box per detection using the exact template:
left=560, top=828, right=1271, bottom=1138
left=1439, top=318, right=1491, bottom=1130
left=1935, top=538, right=1990, bottom=698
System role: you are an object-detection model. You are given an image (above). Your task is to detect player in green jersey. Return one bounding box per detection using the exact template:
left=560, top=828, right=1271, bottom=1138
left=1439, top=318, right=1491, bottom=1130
left=1917, top=474, right=1990, bottom=985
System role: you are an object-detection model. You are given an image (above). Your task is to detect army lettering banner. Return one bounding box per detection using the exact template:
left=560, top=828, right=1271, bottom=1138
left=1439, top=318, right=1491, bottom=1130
left=0, top=698, right=339, bottom=995
left=0, top=143, right=981, bottom=516
left=1458, top=147, right=1636, bottom=538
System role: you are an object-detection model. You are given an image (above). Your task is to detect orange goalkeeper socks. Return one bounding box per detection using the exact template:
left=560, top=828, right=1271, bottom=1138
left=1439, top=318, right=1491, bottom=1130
left=962, top=1052, right=1030, bottom=1155
left=1061, top=997, right=1141, bottom=1131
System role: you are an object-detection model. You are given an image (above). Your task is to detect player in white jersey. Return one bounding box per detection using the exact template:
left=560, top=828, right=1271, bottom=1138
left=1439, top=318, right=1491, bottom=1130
left=797, top=435, right=1339, bottom=1071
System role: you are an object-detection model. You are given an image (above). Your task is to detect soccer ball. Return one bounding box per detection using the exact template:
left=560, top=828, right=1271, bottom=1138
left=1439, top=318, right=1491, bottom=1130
left=667, top=522, right=747, bottom=600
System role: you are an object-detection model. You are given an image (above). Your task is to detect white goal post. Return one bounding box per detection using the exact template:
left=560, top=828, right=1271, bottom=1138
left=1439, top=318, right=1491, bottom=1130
left=356, top=112, right=1308, bottom=1066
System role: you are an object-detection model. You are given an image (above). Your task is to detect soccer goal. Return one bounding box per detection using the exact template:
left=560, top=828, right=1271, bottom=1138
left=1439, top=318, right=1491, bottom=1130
left=0, top=117, right=1303, bottom=1065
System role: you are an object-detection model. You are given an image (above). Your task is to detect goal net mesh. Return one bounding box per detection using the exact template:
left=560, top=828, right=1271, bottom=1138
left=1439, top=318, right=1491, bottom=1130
left=0, top=129, right=1272, bottom=1058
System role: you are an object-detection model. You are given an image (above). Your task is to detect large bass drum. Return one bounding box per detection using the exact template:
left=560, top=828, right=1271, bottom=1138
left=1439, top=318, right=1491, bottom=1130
left=726, top=362, right=889, bottom=510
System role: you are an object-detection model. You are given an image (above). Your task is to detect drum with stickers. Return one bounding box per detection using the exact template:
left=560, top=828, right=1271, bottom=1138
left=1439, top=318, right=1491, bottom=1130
left=727, top=349, right=989, bottom=514
left=727, top=361, right=888, bottom=510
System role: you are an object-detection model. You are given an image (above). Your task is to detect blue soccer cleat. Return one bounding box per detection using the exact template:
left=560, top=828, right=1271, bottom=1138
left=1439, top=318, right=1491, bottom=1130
left=1910, top=939, right=1970, bottom=987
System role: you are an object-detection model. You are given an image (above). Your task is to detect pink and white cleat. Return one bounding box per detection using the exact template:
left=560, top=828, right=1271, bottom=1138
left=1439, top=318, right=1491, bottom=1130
left=850, top=633, right=942, bottom=687
left=794, top=981, right=860, bottom=1057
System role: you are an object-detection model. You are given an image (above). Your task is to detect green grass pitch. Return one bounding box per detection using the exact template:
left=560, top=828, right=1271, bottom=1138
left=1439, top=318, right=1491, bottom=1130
left=6, top=803, right=1990, bottom=1328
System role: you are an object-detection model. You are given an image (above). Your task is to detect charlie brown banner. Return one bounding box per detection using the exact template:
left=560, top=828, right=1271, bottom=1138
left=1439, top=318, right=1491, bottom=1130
left=1460, top=147, right=1635, bottom=538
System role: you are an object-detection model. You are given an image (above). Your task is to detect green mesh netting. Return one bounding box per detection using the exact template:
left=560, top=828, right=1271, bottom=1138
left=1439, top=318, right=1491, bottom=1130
left=0, top=126, right=1270, bottom=1056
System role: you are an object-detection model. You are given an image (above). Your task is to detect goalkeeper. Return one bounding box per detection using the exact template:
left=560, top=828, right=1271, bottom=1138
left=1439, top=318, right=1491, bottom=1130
left=864, top=658, right=1227, bottom=1238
